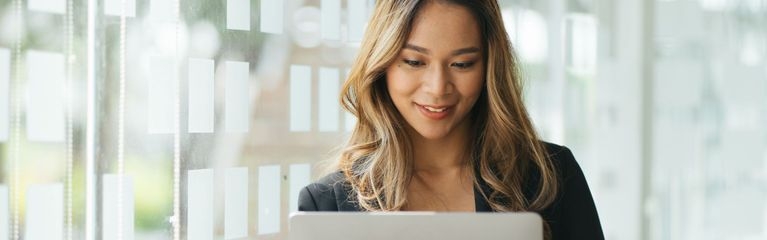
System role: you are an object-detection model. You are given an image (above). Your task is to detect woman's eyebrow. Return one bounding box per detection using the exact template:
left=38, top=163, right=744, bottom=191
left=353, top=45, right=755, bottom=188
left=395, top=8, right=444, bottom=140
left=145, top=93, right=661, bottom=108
left=404, top=43, right=480, bottom=56
left=451, top=47, right=480, bottom=56
left=404, top=43, right=430, bottom=54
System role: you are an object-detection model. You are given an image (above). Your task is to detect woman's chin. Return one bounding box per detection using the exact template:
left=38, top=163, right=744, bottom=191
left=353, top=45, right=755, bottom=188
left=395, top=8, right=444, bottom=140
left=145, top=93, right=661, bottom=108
left=413, top=129, right=450, bottom=141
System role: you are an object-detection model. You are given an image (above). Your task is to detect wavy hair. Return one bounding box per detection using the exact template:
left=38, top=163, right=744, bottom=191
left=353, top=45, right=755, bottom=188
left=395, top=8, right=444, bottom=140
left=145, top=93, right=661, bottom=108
left=337, top=0, right=558, bottom=222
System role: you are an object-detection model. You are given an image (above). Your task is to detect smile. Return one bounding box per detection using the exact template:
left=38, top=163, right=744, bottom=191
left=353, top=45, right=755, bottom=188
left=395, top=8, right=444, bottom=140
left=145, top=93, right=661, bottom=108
left=423, top=105, right=446, bottom=112
left=415, top=103, right=453, bottom=120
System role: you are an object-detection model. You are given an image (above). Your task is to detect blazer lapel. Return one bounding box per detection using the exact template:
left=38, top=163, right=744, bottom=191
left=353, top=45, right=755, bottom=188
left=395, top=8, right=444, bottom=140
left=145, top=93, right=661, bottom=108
left=474, top=180, right=493, bottom=212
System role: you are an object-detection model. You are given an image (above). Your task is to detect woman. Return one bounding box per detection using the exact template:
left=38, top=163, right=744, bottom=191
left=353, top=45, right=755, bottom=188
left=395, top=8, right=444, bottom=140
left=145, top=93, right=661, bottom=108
left=298, top=0, right=604, bottom=239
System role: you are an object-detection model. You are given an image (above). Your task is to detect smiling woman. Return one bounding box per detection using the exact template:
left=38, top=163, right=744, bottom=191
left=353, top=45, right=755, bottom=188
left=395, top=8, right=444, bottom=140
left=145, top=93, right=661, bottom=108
left=297, top=0, right=604, bottom=240
left=386, top=2, right=485, bottom=141
left=385, top=2, right=485, bottom=212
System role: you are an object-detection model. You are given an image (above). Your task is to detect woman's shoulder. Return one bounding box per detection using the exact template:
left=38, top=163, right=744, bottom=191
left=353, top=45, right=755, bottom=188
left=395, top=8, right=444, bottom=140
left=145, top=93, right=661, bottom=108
left=539, top=141, right=587, bottom=183
left=297, top=171, right=359, bottom=211
left=313, top=171, right=348, bottom=187
left=303, top=170, right=348, bottom=197
left=540, top=141, right=580, bottom=176
left=541, top=141, right=572, bottom=161
left=533, top=141, right=590, bottom=195
left=537, top=141, right=606, bottom=239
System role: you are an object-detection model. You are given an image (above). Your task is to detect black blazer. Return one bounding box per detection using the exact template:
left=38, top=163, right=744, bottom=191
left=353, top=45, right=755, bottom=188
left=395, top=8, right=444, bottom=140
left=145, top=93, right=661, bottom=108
left=298, top=142, right=605, bottom=240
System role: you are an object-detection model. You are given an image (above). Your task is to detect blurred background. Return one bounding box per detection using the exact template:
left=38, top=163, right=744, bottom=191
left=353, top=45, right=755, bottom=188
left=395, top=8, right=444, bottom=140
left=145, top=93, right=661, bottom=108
left=0, top=0, right=765, bottom=239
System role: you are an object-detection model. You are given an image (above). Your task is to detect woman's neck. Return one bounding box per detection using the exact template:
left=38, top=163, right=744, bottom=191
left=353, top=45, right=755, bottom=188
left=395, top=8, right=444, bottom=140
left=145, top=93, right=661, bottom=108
left=410, top=120, right=474, bottom=174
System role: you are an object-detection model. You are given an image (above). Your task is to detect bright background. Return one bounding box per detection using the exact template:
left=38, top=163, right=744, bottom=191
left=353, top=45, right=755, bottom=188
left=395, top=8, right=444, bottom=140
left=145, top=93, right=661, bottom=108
left=0, top=0, right=765, bottom=239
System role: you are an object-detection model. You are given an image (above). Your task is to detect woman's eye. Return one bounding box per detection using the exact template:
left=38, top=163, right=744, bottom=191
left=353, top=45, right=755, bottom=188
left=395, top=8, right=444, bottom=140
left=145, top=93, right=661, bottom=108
left=451, top=62, right=475, bottom=69
left=403, top=59, right=424, bottom=67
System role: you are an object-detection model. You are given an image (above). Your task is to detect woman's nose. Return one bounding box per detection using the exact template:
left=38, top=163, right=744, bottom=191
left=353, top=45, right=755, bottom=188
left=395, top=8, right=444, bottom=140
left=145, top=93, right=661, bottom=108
left=422, top=65, right=452, bottom=96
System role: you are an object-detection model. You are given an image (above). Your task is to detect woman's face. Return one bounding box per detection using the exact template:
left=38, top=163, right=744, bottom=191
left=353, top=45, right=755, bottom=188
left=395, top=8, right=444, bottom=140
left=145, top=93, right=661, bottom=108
left=386, top=2, right=484, bottom=141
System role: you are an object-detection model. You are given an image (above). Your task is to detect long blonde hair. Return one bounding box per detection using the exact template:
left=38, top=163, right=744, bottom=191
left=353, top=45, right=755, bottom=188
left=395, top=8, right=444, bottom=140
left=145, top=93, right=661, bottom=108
left=338, top=0, right=558, bottom=216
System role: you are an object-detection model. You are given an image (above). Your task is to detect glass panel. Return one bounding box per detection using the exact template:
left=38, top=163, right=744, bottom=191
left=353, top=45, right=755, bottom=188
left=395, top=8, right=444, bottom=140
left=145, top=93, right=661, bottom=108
left=187, top=58, right=215, bottom=133
left=25, top=51, right=66, bottom=142
left=103, top=0, right=135, bottom=17
left=147, top=56, right=177, bottom=134
left=0, top=48, right=8, bottom=142
left=2, top=0, right=764, bottom=240
left=320, top=0, right=341, bottom=40
left=186, top=169, right=213, bottom=240
left=226, top=0, right=250, bottom=31
left=347, top=0, right=369, bottom=42
left=27, top=0, right=65, bottom=14
left=257, top=165, right=280, bottom=235
left=649, top=0, right=767, bottom=239
left=318, top=67, right=340, bottom=132
left=0, top=186, right=8, bottom=240
left=288, top=163, right=311, bottom=215
left=290, top=65, right=312, bottom=132
left=25, top=184, right=63, bottom=240
left=224, top=167, right=248, bottom=239
left=259, top=0, right=283, bottom=34
left=101, top=175, right=134, bottom=240
left=224, top=61, right=250, bottom=133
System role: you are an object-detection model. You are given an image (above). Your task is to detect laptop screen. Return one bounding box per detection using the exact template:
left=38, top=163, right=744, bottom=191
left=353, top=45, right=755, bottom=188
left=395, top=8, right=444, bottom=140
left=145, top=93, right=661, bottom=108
left=289, top=212, right=543, bottom=240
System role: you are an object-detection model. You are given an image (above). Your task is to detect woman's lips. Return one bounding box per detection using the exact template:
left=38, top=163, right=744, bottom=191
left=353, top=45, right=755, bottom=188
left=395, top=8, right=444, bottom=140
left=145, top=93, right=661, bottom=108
left=415, top=103, right=452, bottom=120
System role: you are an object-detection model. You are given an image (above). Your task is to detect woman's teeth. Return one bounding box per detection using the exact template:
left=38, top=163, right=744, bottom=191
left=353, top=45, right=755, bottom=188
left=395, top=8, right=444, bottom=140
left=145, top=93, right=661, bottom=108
left=424, top=106, right=446, bottom=112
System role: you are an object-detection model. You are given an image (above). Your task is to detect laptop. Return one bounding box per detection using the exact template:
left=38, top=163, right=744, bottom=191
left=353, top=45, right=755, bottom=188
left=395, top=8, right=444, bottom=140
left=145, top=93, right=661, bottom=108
left=289, top=212, right=542, bottom=240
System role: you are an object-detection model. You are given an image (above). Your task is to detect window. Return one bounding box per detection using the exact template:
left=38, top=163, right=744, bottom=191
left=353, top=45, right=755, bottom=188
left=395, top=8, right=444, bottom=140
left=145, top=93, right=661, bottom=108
left=0, top=0, right=764, bottom=239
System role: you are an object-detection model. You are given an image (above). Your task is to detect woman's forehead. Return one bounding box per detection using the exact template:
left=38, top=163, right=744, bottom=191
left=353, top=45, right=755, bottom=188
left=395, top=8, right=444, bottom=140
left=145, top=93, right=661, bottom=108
left=405, top=2, right=482, bottom=53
